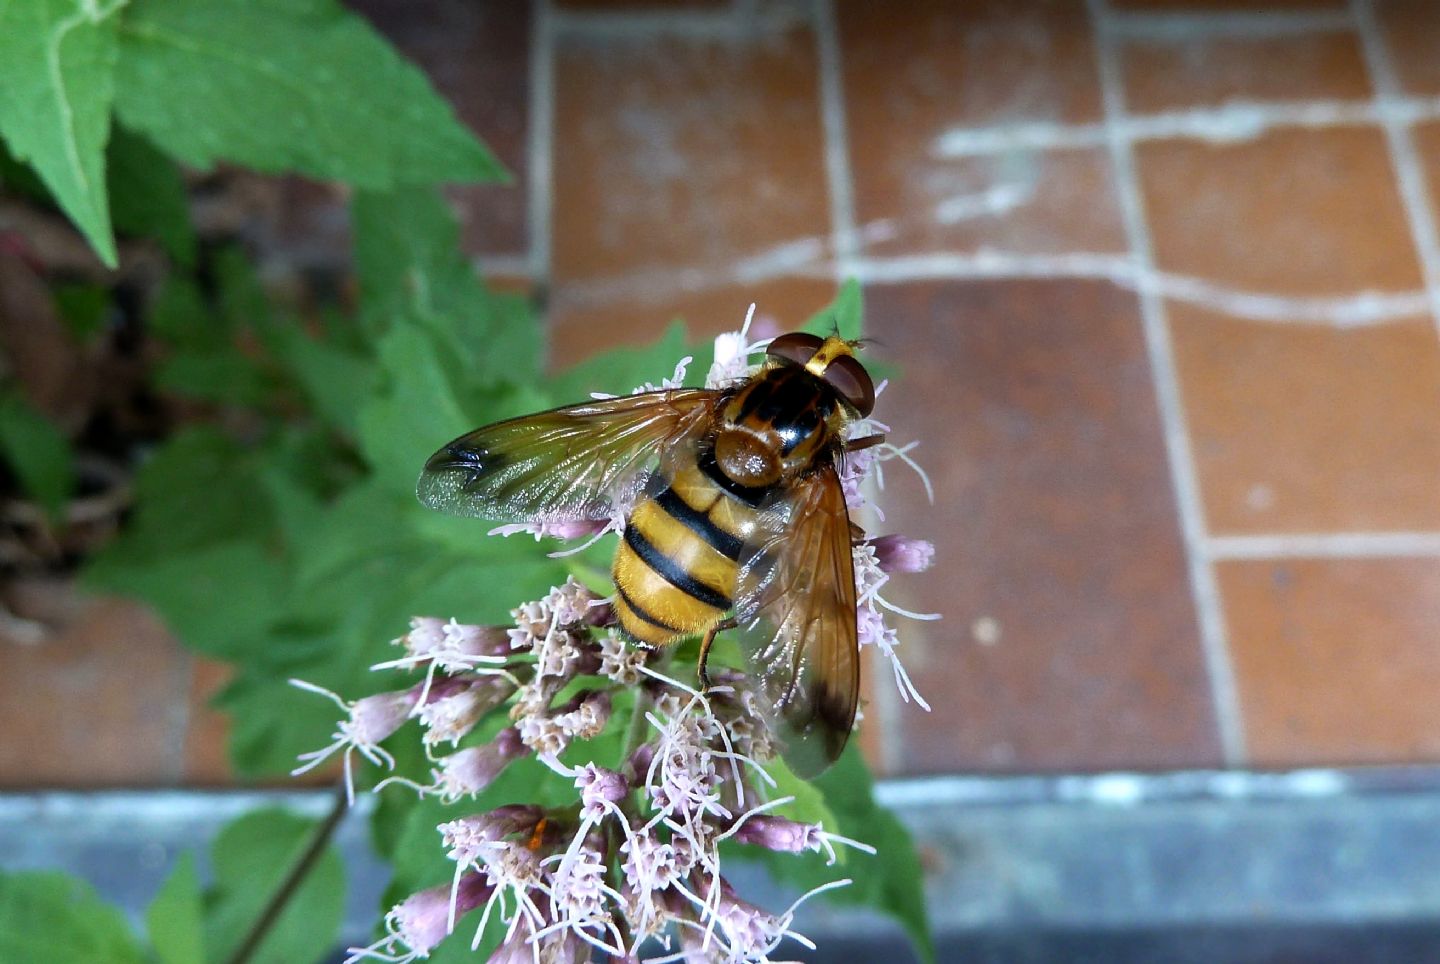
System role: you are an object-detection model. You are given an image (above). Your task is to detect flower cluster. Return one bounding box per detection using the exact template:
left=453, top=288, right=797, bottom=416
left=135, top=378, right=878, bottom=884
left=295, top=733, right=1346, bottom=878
left=292, top=313, right=936, bottom=962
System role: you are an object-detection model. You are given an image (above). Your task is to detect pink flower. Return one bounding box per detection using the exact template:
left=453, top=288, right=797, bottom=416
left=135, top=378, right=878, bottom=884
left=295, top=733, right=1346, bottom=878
left=432, top=727, right=528, bottom=801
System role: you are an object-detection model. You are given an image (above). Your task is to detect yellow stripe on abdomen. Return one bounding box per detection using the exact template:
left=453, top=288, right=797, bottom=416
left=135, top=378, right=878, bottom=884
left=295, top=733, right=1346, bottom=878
left=612, top=481, right=743, bottom=647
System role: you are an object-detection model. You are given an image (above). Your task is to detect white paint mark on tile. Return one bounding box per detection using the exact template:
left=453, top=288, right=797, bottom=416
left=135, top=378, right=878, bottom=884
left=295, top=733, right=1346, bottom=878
left=933, top=97, right=1440, bottom=156
left=971, top=616, right=1002, bottom=647
left=934, top=182, right=1035, bottom=224
left=1353, top=0, right=1440, bottom=342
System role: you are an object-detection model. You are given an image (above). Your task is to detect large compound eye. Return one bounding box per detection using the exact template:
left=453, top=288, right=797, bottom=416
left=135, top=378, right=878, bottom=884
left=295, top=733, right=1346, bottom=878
left=765, top=332, right=824, bottom=367
left=823, top=353, right=875, bottom=416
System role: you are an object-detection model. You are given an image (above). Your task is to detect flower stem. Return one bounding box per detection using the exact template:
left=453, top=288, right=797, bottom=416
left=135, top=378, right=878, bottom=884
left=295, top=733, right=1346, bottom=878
left=222, top=781, right=349, bottom=964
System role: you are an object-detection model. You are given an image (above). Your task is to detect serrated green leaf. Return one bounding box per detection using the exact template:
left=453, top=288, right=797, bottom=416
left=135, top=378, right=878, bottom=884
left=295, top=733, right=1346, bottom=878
left=205, top=809, right=345, bottom=964
left=113, top=0, right=503, bottom=189
left=352, top=188, right=541, bottom=381
left=268, top=325, right=376, bottom=436
left=94, top=539, right=286, bottom=659
left=357, top=324, right=474, bottom=492
left=108, top=124, right=194, bottom=264
left=83, top=426, right=275, bottom=570
left=0, top=0, right=123, bottom=267
left=146, top=852, right=205, bottom=964
left=0, top=388, right=75, bottom=518
left=0, top=870, right=145, bottom=964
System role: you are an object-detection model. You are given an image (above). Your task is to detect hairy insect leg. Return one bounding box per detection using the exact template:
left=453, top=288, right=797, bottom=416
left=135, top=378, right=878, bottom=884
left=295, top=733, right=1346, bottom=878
left=697, top=616, right=739, bottom=691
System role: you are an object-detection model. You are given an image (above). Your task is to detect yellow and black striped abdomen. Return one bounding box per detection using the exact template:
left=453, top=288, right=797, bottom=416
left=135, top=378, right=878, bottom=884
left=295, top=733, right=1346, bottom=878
left=612, top=462, right=757, bottom=647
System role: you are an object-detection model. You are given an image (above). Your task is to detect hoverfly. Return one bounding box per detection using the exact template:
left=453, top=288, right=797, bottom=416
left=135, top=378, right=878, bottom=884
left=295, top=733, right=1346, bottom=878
left=417, top=331, right=883, bottom=775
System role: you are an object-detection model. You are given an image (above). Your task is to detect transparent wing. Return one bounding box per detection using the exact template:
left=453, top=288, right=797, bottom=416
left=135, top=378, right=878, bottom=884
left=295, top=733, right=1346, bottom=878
left=417, top=389, right=719, bottom=524
left=733, top=463, right=860, bottom=777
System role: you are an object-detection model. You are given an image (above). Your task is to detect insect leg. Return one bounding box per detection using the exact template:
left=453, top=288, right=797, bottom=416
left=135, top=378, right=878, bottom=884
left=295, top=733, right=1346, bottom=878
left=844, top=433, right=887, bottom=452
left=697, top=616, right=739, bottom=691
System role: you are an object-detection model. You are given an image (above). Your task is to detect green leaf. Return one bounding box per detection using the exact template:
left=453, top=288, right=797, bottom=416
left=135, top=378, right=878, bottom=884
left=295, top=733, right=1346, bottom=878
left=352, top=188, right=541, bottom=380
left=108, top=124, right=194, bottom=264
left=811, top=745, right=933, bottom=963
left=146, top=852, right=205, bottom=964
left=802, top=278, right=863, bottom=340
left=53, top=282, right=111, bottom=340
left=113, top=0, right=504, bottom=189
left=94, top=538, right=286, bottom=660
left=205, top=809, right=345, bottom=964
left=269, top=325, right=377, bottom=436
left=357, top=324, right=474, bottom=492
left=547, top=319, right=699, bottom=400
left=157, top=352, right=279, bottom=408
left=147, top=277, right=219, bottom=348
left=0, top=0, right=123, bottom=267
left=0, top=870, right=145, bottom=964
left=728, top=745, right=932, bottom=963
left=85, top=427, right=272, bottom=554
left=762, top=757, right=843, bottom=861
left=0, top=388, right=75, bottom=517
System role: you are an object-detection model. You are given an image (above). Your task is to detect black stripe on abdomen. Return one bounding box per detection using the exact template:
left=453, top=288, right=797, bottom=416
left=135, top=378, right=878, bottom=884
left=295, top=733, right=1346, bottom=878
left=655, top=487, right=744, bottom=561
left=623, top=523, right=731, bottom=610
left=616, top=583, right=682, bottom=633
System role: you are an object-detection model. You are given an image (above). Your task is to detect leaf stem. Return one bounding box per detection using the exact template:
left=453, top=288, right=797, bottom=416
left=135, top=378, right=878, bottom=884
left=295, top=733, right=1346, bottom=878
left=222, top=782, right=349, bottom=964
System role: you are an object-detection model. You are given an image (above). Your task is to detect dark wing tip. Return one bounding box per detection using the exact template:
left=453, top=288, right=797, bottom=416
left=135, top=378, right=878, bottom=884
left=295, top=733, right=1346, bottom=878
left=417, top=442, right=505, bottom=512
left=777, top=676, right=856, bottom=778
left=423, top=442, right=490, bottom=475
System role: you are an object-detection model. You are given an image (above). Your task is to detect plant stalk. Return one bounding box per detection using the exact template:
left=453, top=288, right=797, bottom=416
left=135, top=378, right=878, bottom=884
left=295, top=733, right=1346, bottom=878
left=222, top=781, right=350, bottom=964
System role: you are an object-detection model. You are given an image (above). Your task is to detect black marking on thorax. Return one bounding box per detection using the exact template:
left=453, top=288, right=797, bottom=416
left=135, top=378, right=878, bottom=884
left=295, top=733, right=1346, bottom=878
left=734, top=367, right=836, bottom=457
left=697, top=448, right=771, bottom=508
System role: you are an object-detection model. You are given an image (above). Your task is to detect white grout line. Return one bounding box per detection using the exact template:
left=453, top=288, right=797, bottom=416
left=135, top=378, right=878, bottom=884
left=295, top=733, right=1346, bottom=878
left=1087, top=0, right=1247, bottom=767
left=527, top=0, right=554, bottom=292
left=812, top=0, right=860, bottom=279
left=1111, top=10, right=1355, bottom=41
left=550, top=239, right=1431, bottom=329
left=1206, top=532, right=1440, bottom=560
left=933, top=97, right=1440, bottom=156
left=1352, top=0, right=1440, bottom=342
left=549, top=7, right=804, bottom=39
left=846, top=253, right=1430, bottom=327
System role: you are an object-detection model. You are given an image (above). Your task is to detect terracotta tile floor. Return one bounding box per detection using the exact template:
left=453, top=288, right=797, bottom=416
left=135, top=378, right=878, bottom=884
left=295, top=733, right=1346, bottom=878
left=10, top=0, right=1440, bottom=785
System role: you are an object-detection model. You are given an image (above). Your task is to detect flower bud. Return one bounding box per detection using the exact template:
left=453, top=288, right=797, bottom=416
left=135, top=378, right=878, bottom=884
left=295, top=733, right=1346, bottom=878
left=347, top=688, right=419, bottom=746
left=868, top=534, right=935, bottom=574
left=373, top=871, right=493, bottom=959
left=729, top=814, right=820, bottom=853
left=434, top=726, right=528, bottom=800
